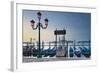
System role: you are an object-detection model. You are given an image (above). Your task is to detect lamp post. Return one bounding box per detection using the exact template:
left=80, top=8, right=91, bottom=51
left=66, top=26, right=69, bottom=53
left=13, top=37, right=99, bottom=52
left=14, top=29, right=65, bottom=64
left=30, top=12, right=48, bottom=58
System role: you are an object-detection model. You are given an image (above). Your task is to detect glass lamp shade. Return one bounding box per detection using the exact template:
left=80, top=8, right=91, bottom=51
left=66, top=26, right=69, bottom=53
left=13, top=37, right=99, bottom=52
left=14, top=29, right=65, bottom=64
left=44, top=18, right=48, bottom=26
left=30, top=20, right=35, bottom=26
left=37, top=12, right=42, bottom=19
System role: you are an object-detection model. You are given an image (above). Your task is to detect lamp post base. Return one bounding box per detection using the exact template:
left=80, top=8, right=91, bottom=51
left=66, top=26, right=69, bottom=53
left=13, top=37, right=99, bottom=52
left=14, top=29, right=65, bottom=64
left=37, top=55, right=42, bottom=58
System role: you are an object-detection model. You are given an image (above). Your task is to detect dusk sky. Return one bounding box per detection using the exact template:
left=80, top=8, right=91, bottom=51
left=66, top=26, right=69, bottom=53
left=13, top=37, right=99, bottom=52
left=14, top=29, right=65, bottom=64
left=22, top=10, right=91, bottom=42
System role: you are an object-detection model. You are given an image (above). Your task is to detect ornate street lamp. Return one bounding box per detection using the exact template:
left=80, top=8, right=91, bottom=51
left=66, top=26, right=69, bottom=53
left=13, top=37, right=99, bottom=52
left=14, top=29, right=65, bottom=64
left=30, top=12, right=48, bottom=58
